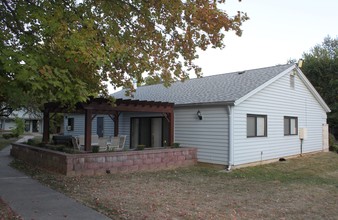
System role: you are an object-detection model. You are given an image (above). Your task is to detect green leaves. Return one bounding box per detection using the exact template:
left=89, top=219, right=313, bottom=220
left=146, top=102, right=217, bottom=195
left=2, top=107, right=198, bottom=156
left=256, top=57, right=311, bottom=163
left=302, top=36, right=338, bottom=128
left=0, top=0, right=247, bottom=112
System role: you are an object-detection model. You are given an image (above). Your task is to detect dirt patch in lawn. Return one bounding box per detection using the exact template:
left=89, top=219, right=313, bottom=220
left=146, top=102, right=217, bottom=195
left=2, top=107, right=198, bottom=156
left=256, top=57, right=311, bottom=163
left=11, top=152, right=338, bottom=220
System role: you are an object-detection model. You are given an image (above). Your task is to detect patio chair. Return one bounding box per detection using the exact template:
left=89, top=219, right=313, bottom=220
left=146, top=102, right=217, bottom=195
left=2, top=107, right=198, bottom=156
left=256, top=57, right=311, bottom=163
left=71, top=136, right=81, bottom=151
left=119, top=135, right=127, bottom=150
left=78, top=134, right=99, bottom=147
left=106, top=136, right=120, bottom=151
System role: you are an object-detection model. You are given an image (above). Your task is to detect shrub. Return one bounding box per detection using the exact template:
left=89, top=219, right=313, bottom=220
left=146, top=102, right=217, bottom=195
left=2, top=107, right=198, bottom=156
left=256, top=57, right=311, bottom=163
left=2, top=133, right=13, bottom=139
left=12, top=117, right=24, bottom=137
left=27, top=139, right=36, bottom=146
left=329, top=133, right=337, bottom=152
left=136, top=145, right=145, bottom=150
left=92, top=146, right=99, bottom=153
left=173, top=143, right=180, bottom=148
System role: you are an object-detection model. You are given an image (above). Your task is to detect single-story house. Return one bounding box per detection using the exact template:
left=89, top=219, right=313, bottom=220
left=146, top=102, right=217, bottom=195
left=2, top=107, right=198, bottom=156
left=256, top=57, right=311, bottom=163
left=0, top=109, right=43, bottom=133
left=63, top=63, right=330, bottom=167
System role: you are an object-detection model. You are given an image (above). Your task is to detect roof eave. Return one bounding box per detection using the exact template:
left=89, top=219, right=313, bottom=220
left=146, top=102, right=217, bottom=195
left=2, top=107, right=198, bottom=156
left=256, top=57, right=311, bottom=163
left=175, top=101, right=235, bottom=107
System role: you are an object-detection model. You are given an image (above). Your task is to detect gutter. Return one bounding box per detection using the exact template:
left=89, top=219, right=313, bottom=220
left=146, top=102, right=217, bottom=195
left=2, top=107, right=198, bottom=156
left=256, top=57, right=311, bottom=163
left=175, top=101, right=235, bottom=108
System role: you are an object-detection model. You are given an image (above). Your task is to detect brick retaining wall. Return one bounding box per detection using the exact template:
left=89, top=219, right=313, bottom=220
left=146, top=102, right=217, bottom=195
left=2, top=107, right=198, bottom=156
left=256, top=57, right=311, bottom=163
left=10, top=143, right=197, bottom=176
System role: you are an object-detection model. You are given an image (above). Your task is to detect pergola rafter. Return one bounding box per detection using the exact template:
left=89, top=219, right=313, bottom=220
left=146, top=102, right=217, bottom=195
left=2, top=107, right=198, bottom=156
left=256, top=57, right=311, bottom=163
left=43, top=98, right=175, bottom=151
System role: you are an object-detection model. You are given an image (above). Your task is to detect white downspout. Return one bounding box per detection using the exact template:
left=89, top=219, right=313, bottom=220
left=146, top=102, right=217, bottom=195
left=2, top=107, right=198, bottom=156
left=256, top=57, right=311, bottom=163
left=227, top=105, right=234, bottom=171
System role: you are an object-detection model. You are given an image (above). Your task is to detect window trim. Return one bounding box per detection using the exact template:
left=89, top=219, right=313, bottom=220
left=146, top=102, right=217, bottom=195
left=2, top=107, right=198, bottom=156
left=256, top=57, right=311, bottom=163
left=247, top=114, right=267, bottom=138
left=284, top=116, right=298, bottom=136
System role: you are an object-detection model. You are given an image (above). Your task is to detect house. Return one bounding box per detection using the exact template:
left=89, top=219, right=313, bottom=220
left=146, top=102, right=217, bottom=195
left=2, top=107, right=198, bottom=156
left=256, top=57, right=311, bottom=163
left=0, top=109, right=43, bottom=133
left=63, top=63, right=330, bottom=167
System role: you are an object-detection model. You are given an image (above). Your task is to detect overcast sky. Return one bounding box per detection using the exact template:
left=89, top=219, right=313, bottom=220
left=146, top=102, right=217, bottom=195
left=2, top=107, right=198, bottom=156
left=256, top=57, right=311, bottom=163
left=196, top=0, right=338, bottom=76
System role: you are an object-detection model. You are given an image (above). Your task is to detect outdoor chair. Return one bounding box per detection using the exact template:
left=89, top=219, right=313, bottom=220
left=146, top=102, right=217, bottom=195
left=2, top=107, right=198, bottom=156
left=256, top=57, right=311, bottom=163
left=119, top=135, right=127, bottom=150
left=77, top=134, right=99, bottom=147
left=107, top=136, right=120, bottom=151
left=71, top=136, right=81, bottom=151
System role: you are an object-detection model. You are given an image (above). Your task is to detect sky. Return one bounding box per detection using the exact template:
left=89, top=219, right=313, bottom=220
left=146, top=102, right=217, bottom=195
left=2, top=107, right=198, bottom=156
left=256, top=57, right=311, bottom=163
left=109, top=0, right=338, bottom=93
left=195, top=0, right=338, bottom=76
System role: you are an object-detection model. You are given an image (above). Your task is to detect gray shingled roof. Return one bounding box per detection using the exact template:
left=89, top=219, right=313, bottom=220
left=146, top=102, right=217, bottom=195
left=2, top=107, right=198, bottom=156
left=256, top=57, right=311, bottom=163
left=112, top=64, right=294, bottom=105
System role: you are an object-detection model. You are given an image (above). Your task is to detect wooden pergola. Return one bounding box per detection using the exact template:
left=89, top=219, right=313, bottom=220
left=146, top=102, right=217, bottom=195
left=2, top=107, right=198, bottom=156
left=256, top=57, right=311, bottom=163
left=43, top=98, right=175, bottom=151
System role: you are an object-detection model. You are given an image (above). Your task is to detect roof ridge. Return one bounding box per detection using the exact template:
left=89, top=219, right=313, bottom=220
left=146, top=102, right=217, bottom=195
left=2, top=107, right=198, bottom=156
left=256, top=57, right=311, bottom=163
left=136, top=63, right=293, bottom=89
left=112, top=63, right=296, bottom=105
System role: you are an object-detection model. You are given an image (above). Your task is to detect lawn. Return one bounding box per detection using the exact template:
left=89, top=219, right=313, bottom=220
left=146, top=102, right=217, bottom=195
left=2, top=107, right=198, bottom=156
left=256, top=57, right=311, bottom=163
left=0, top=136, right=18, bottom=151
left=11, top=152, right=338, bottom=220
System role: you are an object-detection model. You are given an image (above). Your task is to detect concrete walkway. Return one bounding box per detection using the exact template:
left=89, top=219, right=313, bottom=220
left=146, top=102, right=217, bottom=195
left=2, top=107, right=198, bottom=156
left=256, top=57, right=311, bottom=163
left=0, top=136, right=111, bottom=220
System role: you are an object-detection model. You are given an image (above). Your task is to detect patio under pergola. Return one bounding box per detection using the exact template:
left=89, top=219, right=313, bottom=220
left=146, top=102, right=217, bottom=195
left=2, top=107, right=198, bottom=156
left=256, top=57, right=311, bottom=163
left=42, top=97, right=175, bottom=151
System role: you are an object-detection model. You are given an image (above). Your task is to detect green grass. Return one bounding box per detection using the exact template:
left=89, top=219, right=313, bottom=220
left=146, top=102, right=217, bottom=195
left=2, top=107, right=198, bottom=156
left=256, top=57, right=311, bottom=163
left=228, top=153, right=338, bottom=186
left=0, top=137, right=18, bottom=151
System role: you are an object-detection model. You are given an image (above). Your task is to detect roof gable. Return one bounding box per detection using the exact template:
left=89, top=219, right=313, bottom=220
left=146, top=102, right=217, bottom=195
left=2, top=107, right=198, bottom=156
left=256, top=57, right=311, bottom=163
left=113, top=64, right=295, bottom=105
left=234, top=65, right=330, bottom=113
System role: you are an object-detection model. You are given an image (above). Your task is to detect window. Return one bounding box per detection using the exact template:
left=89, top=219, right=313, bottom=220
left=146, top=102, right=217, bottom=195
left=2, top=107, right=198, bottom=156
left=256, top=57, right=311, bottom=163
left=67, top=118, right=74, bottom=131
left=284, top=116, right=298, bottom=135
left=247, top=114, right=267, bottom=137
left=130, top=117, right=169, bottom=148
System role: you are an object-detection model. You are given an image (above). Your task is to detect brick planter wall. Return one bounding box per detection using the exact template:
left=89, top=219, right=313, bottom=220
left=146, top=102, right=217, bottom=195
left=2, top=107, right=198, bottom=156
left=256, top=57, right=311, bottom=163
left=10, top=143, right=197, bottom=176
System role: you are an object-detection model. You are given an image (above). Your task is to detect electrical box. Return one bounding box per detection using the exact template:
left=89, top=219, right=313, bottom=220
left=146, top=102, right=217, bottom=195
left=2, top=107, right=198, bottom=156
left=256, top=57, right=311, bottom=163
left=299, top=128, right=307, bottom=140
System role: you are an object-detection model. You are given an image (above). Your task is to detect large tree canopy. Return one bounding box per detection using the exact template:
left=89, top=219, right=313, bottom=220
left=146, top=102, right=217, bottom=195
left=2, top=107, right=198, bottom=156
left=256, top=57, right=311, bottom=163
left=0, top=0, right=248, bottom=113
left=302, top=36, right=338, bottom=130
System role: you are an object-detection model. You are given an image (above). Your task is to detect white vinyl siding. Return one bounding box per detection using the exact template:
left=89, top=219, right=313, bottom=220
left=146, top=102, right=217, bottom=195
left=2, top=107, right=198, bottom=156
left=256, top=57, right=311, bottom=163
left=233, top=71, right=327, bottom=166
left=64, top=114, right=114, bottom=138
left=174, top=106, right=229, bottom=165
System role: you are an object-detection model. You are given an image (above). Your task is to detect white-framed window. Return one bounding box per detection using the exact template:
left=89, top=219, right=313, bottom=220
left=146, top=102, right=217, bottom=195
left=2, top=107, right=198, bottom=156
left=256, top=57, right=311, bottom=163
left=284, top=116, right=298, bottom=135
left=247, top=114, right=267, bottom=137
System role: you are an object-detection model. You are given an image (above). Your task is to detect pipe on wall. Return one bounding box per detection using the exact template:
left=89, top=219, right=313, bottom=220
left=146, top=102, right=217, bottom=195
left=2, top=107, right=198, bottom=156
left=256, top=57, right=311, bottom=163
left=227, top=105, right=234, bottom=171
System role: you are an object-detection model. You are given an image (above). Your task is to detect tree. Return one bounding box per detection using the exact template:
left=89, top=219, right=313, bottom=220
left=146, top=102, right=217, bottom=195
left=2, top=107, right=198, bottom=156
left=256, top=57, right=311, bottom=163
left=301, top=36, right=338, bottom=133
left=0, top=0, right=248, bottom=114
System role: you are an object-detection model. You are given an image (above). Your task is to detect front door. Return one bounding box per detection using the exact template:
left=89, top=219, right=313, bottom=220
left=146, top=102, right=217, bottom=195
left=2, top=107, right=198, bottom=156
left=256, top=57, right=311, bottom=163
left=97, top=117, right=104, bottom=137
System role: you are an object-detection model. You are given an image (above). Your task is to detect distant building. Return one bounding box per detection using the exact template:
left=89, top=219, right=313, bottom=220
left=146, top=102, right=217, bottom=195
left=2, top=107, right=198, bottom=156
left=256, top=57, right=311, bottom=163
left=0, top=109, right=43, bottom=133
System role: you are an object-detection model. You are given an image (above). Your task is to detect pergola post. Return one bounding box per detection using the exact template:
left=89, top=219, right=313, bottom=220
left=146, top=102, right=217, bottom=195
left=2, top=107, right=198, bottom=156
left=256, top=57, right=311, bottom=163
left=168, top=110, right=174, bottom=146
left=42, top=109, right=50, bottom=143
left=84, top=109, right=92, bottom=151
left=113, top=111, right=119, bottom=137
